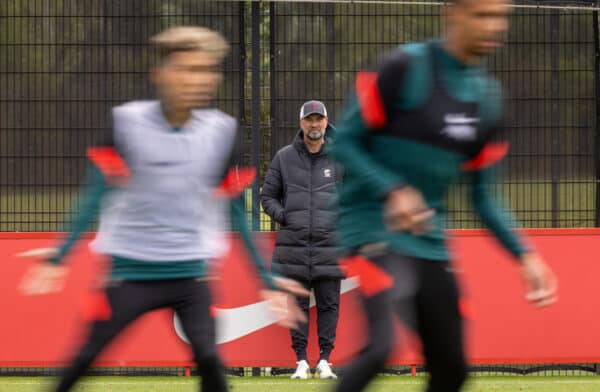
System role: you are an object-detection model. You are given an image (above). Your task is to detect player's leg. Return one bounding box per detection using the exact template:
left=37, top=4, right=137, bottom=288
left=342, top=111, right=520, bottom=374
left=334, top=254, right=398, bottom=392
left=334, top=290, right=394, bottom=391
left=416, top=260, right=467, bottom=392
left=54, top=280, right=160, bottom=392
left=172, top=278, right=227, bottom=392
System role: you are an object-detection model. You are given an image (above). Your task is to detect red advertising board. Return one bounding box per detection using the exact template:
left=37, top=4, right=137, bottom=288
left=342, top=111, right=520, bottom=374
left=1, top=229, right=599, bottom=367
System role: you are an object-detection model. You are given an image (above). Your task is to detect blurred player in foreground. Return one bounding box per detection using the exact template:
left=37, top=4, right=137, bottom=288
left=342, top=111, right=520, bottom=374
left=18, top=26, right=308, bottom=392
left=330, top=0, right=558, bottom=391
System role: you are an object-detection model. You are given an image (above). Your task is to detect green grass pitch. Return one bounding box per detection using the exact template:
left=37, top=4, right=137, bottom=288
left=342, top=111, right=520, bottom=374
left=1, top=376, right=600, bottom=392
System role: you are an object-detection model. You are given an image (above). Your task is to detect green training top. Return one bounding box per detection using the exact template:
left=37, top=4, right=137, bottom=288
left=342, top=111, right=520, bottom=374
left=330, top=41, right=528, bottom=262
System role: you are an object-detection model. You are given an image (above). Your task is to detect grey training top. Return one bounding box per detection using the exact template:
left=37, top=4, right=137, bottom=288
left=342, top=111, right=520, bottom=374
left=91, top=100, right=235, bottom=261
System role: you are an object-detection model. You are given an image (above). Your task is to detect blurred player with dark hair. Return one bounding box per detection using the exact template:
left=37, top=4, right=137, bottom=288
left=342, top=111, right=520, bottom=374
left=19, top=26, right=308, bottom=392
left=330, top=1, right=557, bottom=391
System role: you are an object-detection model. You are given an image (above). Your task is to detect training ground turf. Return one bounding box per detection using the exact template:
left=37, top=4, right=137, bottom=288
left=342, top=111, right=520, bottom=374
left=1, top=376, right=600, bottom=391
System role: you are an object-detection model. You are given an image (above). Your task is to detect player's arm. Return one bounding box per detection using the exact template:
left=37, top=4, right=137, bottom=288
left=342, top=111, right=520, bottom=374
left=260, top=153, right=286, bottom=224
left=465, top=77, right=556, bottom=306
left=17, top=130, right=129, bottom=294
left=215, top=126, right=275, bottom=288
left=17, top=167, right=110, bottom=295
left=218, top=130, right=309, bottom=329
left=19, top=165, right=111, bottom=263
left=463, top=77, right=527, bottom=257
left=54, top=130, right=130, bottom=263
left=468, top=150, right=557, bottom=306
left=217, top=125, right=308, bottom=295
left=224, top=170, right=308, bottom=298
left=231, top=190, right=274, bottom=287
left=52, top=165, right=110, bottom=262
left=470, top=166, right=528, bottom=258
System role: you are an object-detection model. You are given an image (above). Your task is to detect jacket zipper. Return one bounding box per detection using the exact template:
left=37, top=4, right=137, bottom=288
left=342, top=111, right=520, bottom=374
left=308, top=155, right=314, bottom=267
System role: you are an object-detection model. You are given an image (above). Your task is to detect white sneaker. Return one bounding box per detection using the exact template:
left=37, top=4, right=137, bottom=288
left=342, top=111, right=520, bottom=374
left=316, top=359, right=338, bottom=379
left=291, top=360, right=310, bottom=379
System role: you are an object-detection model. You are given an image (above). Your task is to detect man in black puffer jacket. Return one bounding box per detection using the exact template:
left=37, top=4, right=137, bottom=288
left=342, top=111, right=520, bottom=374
left=261, top=100, right=342, bottom=380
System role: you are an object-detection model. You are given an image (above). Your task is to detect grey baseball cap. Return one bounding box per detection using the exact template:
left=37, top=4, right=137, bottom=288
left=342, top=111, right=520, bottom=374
left=299, top=100, right=328, bottom=119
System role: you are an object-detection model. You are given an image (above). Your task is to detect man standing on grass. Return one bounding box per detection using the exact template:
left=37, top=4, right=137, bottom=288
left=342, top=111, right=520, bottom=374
left=261, top=100, right=342, bottom=379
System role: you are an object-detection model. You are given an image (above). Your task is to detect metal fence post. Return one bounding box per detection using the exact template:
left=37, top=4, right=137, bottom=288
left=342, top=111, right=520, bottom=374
left=239, top=1, right=247, bottom=144
left=269, top=1, right=277, bottom=231
left=251, top=1, right=261, bottom=231
left=103, top=0, right=110, bottom=133
left=550, top=9, right=560, bottom=227
left=326, top=3, right=336, bottom=119
left=594, top=10, right=600, bottom=226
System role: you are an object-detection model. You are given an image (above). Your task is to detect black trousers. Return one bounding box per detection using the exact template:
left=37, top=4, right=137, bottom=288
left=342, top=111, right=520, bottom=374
left=53, top=278, right=227, bottom=392
left=291, top=279, right=341, bottom=362
left=335, top=252, right=467, bottom=392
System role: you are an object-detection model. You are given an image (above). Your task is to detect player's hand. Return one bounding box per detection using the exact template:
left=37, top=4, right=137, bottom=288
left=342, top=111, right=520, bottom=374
left=17, top=248, right=69, bottom=295
left=260, top=289, right=307, bottom=330
left=520, top=252, right=557, bottom=307
left=260, top=277, right=309, bottom=329
left=271, top=276, right=310, bottom=297
left=384, top=186, right=435, bottom=235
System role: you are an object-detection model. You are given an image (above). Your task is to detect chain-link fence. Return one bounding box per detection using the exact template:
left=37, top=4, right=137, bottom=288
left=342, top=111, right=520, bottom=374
left=1, top=0, right=599, bottom=231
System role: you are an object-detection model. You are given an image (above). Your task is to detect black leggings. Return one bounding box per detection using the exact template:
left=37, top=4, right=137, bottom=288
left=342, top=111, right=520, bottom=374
left=335, top=252, right=467, bottom=392
left=54, top=278, right=227, bottom=392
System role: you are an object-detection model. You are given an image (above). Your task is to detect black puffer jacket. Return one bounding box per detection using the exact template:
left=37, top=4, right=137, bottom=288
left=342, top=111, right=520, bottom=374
left=261, top=125, right=342, bottom=280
